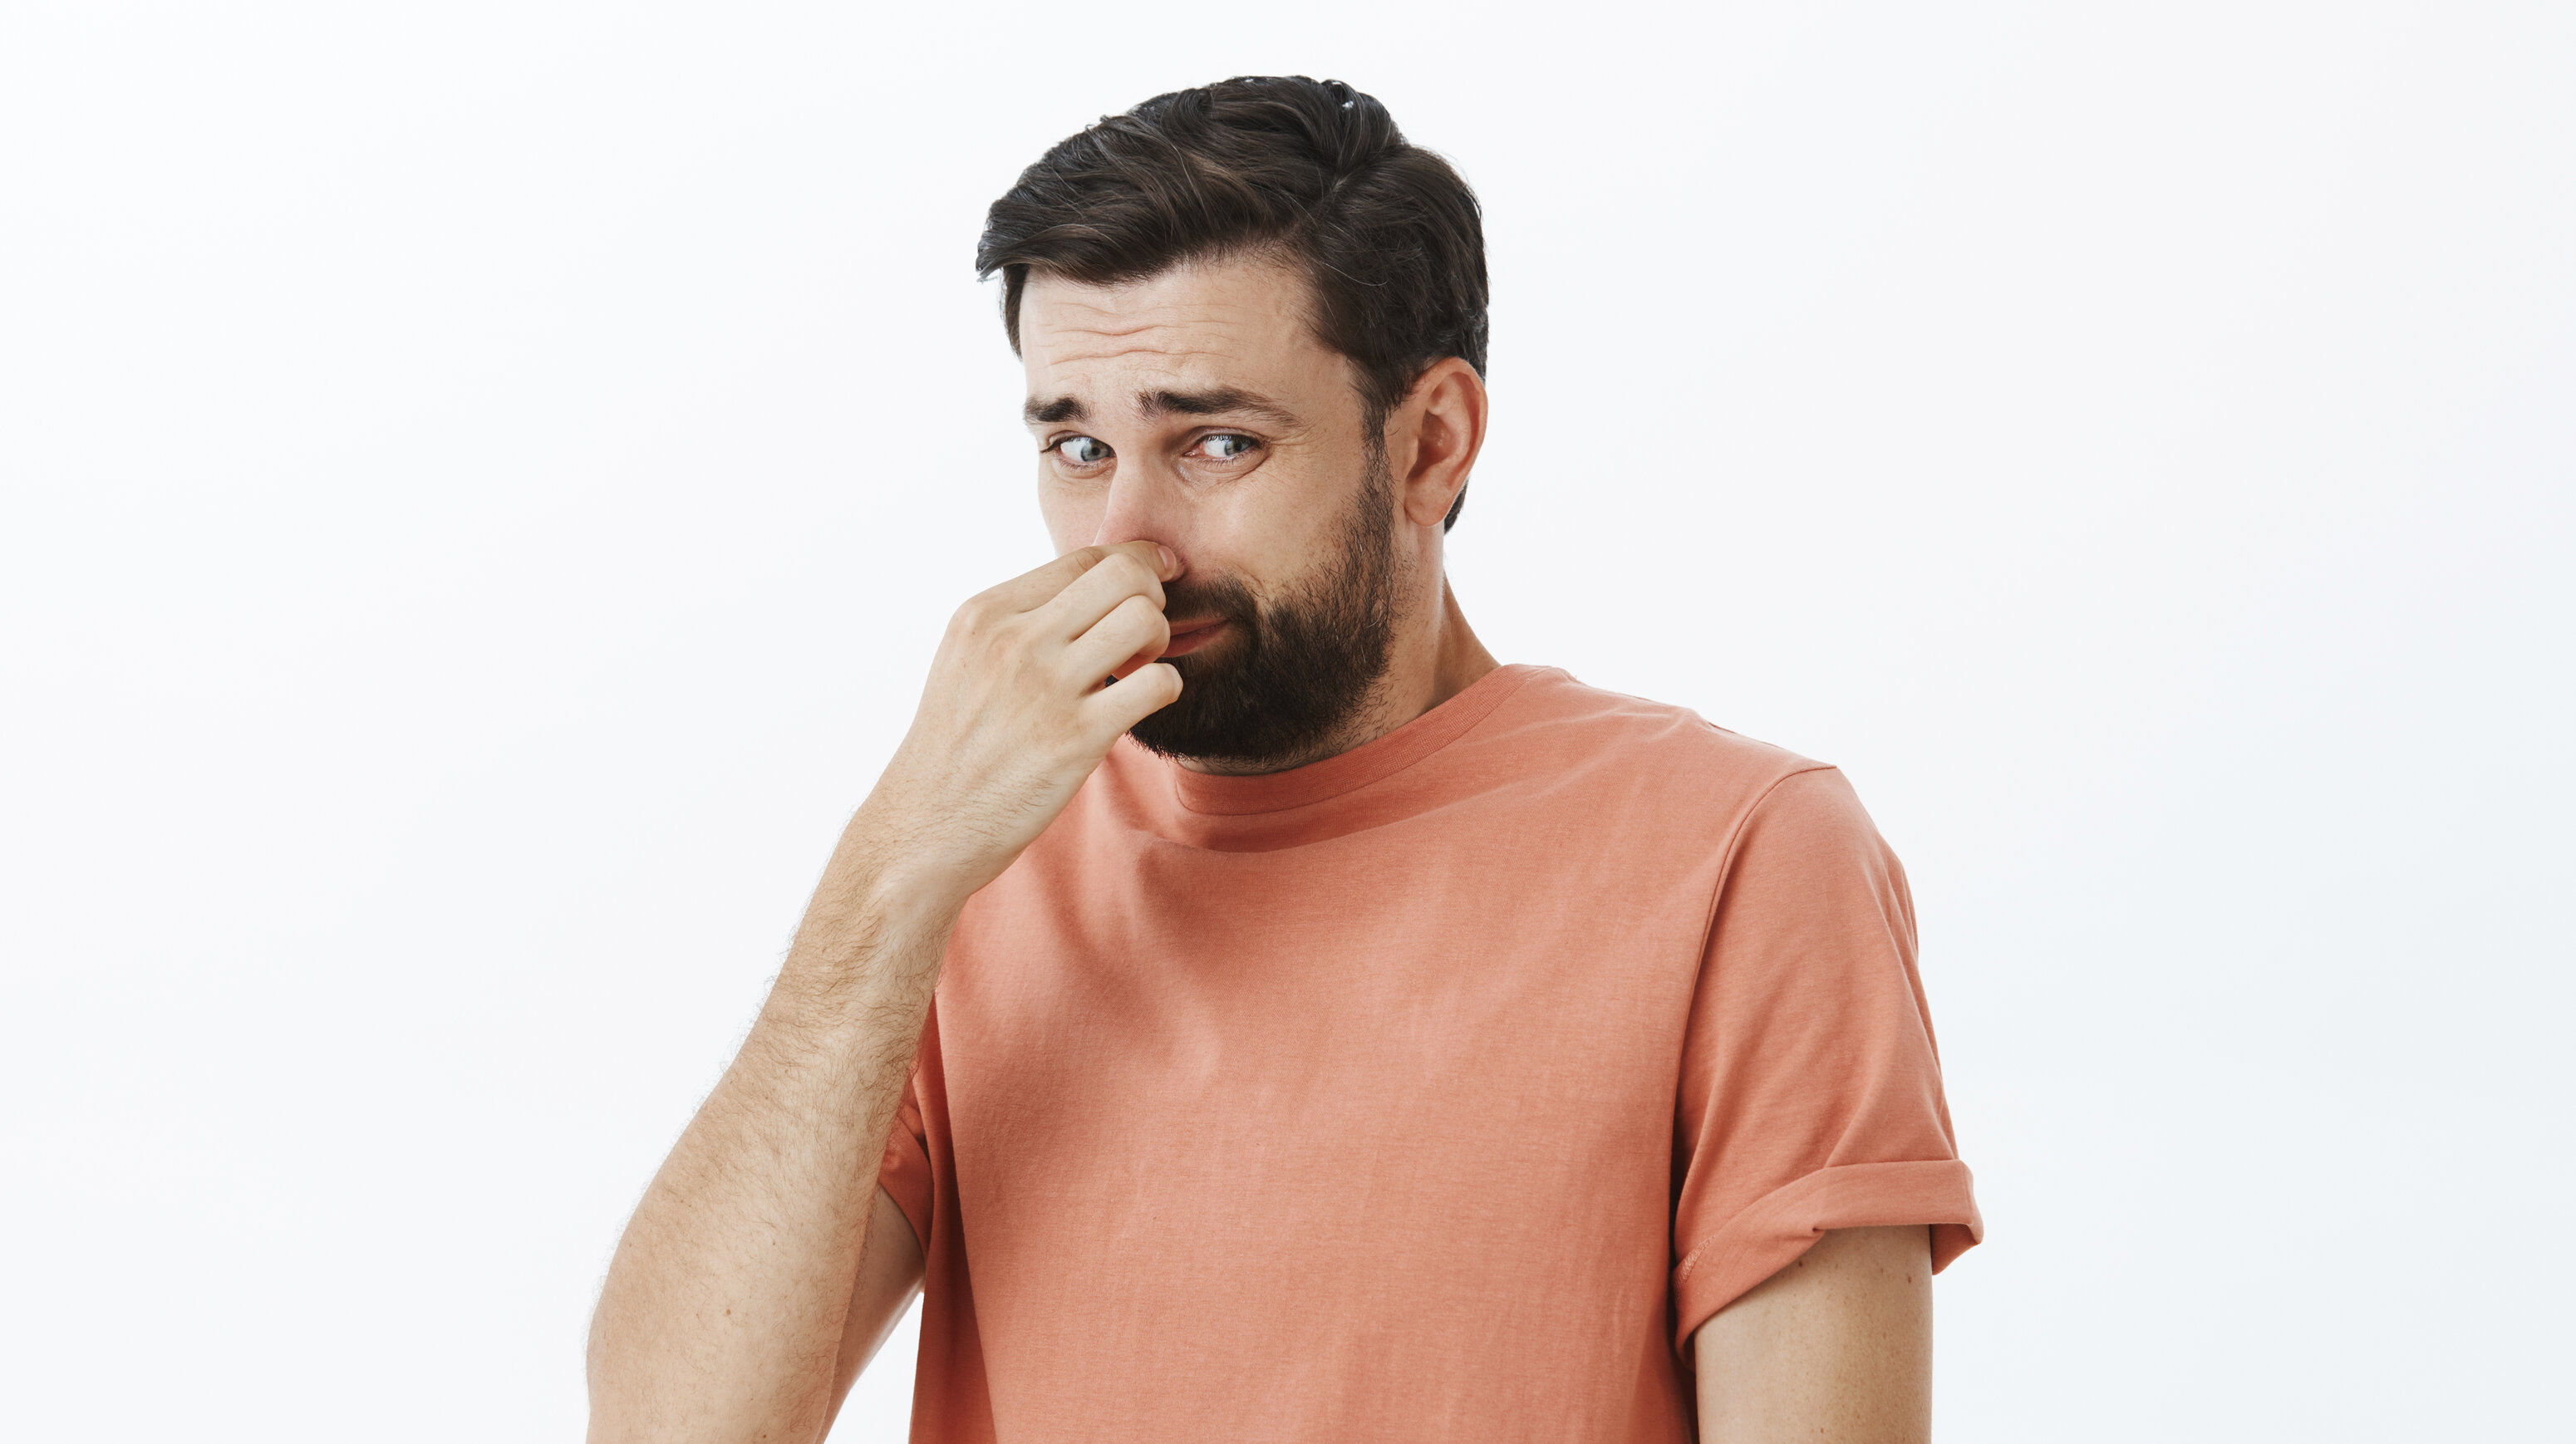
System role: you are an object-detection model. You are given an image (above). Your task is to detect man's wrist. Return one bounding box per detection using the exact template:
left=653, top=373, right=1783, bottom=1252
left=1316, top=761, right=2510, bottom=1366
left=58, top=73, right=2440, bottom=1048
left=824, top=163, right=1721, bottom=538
left=779, top=840, right=967, bottom=1003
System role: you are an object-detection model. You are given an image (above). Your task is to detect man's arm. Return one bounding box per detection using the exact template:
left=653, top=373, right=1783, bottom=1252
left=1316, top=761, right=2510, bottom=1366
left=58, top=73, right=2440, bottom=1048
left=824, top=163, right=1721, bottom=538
left=818, top=1186, right=927, bottom=1434
left=585, top=541, right=1182, bottom=1444
left=1693, top=1225, right=1934, bottom=1443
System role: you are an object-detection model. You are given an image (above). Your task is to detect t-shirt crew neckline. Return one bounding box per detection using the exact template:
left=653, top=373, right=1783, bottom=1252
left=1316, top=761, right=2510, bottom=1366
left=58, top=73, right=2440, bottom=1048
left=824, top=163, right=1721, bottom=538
left=1138, top=661, right=1545, bottom=817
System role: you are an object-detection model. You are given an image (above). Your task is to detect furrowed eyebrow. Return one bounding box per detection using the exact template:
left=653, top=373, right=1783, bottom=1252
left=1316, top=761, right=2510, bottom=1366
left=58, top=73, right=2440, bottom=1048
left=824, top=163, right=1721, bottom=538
left=1138, top=387, right=1299, bottom=429
left=1022, top=388, right=1300, bottom=430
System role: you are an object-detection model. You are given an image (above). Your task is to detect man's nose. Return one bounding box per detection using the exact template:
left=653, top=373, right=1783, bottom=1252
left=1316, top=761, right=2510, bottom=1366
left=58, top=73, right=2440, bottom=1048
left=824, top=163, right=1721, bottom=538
left=1090, top=464, right=1188, bottom=574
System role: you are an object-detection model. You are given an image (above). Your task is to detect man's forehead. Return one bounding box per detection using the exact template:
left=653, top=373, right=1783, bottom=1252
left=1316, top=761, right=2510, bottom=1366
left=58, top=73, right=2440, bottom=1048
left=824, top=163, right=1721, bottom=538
left=1020, top=260, right=1320, bottom=378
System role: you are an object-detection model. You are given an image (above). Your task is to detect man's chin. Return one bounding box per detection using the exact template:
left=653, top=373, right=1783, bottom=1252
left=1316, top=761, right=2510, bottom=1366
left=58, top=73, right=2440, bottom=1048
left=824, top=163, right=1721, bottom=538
left=1126, top=665, right=1275, bottom=763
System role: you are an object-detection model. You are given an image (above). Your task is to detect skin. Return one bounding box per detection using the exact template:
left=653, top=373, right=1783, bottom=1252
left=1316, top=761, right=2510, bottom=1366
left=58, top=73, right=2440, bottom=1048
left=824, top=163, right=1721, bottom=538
left=1695, top=1225, right=1935, bottom=1442
left=585, top=255, right=1932, bottom=1442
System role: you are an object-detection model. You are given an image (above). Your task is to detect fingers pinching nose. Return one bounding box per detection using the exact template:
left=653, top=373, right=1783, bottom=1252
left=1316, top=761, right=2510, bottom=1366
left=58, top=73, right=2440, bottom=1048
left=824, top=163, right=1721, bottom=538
left=1102, top=536, right=1183, bottom=582
left=1098, top=535, right=1182, bottom=581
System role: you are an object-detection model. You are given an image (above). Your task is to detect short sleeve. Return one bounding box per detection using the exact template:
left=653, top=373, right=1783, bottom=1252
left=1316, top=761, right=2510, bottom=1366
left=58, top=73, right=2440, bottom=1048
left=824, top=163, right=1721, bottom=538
left=1669, top=766, right=1981, bottom=1351
left=877, top=1068, right=935, bottom=1252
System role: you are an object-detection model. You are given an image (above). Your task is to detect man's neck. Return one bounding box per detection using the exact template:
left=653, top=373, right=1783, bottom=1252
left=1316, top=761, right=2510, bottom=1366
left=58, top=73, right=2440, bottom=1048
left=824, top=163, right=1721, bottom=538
left=1178, top=580, right=1498, bottom=778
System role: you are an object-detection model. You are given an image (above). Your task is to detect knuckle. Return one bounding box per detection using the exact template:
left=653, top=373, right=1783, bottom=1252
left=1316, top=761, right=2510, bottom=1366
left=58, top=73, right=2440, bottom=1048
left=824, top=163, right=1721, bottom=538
left=1104, top=597, right=1163, bottom=648
left=956, top=594, right=1015, bottom=640
left=953, top=606, right=1032, bottom=669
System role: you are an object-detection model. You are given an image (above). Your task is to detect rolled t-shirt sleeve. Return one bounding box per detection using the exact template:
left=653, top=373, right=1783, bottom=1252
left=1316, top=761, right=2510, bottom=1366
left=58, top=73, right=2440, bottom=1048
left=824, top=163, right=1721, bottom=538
left=1669, top=765, right=1981, bottom=1351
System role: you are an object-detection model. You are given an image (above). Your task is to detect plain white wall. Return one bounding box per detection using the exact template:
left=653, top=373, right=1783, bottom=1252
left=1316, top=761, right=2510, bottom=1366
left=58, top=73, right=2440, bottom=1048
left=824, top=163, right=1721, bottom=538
left=3, top=2, right=2569, bottom=1438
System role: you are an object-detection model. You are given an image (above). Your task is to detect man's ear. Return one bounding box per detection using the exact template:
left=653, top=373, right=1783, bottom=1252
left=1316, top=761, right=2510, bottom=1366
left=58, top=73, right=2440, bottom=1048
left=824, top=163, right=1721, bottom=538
left=1392, top=358, right=1488, bottom=529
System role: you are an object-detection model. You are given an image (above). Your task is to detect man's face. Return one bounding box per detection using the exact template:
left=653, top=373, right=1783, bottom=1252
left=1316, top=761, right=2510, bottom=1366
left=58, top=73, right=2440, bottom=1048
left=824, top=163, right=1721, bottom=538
left=1020, top=255, right=1404, bottom=768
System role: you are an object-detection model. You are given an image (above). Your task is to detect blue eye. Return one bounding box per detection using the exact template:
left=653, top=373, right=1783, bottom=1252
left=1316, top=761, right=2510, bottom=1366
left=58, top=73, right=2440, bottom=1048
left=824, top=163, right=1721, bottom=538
left=1199, top=433, right=1259, bottom=460
left=1054, top=435, right=1111, bottom=466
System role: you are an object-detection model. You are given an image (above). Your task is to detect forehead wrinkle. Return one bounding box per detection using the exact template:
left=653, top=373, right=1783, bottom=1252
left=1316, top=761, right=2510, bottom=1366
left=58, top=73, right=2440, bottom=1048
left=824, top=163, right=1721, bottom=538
left=1020, top=268, right=1330, bottom=427
left=1054, top=311, right=1281, bottom=346
left=1042, top=315, right=1182, bottom=340
left=1026, top=306, right=1286, bottom=359
left=1039, top=288, right=1272, bottom=322
left=1041, top=346, right=1236, bottom=371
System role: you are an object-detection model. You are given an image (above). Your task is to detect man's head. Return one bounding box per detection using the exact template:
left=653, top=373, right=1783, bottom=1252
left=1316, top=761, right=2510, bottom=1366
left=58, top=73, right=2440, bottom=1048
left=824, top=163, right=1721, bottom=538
left=981, top=77, right=1490, bottom=769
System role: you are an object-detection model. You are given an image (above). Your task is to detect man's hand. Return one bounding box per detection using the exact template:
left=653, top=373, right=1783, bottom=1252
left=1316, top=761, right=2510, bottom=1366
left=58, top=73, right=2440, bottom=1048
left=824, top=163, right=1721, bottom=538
left=858, top=539, right=1185, bottom=904
left=585, top=541, right=1182, bottom=1444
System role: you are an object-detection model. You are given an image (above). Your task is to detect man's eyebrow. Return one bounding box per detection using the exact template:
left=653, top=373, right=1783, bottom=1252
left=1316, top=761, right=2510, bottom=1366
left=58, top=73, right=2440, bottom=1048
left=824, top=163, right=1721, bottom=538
left=1139, top=387, right=1300, bottom=428
left=1021, top=387, right=1302, bottom=430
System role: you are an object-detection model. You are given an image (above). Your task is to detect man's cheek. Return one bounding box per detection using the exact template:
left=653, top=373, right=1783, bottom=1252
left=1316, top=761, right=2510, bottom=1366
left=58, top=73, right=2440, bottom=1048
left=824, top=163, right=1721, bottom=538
left=1036, top=489, right=1099, bottom=557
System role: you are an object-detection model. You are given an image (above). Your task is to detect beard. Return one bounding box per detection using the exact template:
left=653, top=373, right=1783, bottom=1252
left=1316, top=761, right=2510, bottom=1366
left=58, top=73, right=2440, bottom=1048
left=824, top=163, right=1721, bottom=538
left=1126, top=454, right=1402, bottom=772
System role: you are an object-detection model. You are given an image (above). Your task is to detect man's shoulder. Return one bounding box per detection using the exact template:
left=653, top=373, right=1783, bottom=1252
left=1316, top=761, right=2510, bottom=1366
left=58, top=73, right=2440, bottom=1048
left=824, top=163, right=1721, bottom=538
left=1476, top=666, right=1838, bottom=813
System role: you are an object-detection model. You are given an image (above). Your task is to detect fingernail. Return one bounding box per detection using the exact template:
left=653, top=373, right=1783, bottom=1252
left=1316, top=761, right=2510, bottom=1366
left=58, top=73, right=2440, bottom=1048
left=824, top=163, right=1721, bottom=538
left=1156, top=544, right=1179, bottom=576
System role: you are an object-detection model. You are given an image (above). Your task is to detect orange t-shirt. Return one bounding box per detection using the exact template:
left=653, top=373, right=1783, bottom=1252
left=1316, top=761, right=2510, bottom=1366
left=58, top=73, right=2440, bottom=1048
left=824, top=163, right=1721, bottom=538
left=877, top=664, right=1978, bottom=1442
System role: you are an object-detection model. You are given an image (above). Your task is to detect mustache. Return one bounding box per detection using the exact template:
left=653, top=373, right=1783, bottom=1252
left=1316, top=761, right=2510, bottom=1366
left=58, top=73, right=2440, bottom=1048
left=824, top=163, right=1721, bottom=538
left=1159, top=573, right=1261, bottom=629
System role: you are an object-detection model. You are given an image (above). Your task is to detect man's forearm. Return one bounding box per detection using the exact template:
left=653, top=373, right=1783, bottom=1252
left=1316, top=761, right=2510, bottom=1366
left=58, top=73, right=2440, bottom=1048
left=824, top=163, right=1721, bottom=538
left=586, top=828, right=960, bottom=1444
left=586, top=541, right=1183, bottom=1441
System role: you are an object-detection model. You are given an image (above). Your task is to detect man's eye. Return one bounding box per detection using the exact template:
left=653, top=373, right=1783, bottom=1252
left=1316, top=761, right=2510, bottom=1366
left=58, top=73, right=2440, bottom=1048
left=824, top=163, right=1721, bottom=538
left=1054, top=435, right=1112, bottom=466
left=1197, top=433, right=1260, bottom=460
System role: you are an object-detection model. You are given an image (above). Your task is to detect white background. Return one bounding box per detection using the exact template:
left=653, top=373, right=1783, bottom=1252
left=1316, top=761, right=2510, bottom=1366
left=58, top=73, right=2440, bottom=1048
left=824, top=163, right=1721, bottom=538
left=3, top=2, right=2569, bottom=1439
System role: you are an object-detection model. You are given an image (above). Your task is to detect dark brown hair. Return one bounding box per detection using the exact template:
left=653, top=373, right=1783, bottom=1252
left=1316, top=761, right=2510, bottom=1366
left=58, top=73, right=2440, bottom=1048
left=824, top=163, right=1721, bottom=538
left=978, top=76, right=1489, bottom=531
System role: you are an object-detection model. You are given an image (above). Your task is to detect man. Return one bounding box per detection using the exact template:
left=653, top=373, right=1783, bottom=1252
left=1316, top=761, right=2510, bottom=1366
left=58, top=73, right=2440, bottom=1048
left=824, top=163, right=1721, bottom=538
left=587, top=76, right=1979, bottom=1443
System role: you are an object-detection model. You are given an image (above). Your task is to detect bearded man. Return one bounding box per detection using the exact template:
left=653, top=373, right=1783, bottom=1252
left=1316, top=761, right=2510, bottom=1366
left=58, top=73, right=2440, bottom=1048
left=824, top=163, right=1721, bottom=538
left=587, top=76, right=1979, bottom=1444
